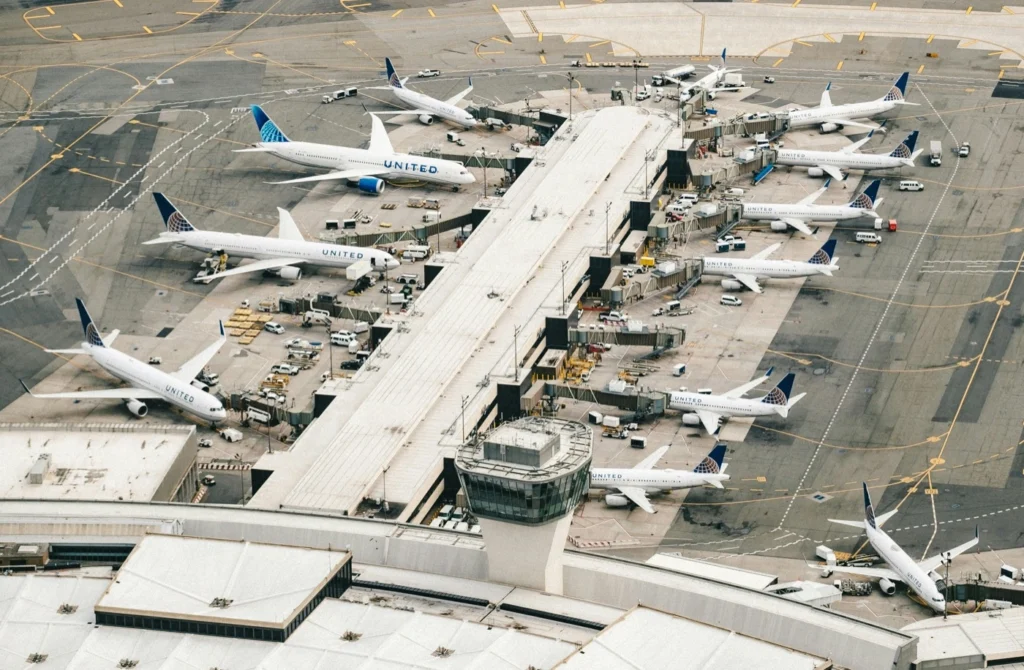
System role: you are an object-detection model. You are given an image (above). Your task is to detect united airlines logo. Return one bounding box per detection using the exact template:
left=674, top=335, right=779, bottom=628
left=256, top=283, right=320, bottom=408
left=389, top=71, right=401, bottom=88
left=866, top=503, right=877, bottom=529
left=322, top=249, right=364, bottom=259
left=167, top=211, right=193, bottom=233
left=849, top=192, right=874, bottom=209
left=762, top=386, right=787, bottom=405
left=384, top=160, right=438, bottom=175
left=809, top=249, right=830, bottom=265
left=260, top=121, right=287, bottom=143
left=86, top=323, right=104, bottom=347
left=882, top=85, right=904, bottom=102
left=694, top=456, right=721, bottom=475
left=890, top=143, right=911, bottom=159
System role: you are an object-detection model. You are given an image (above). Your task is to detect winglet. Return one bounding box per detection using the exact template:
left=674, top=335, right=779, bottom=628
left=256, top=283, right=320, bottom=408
left=764, top=366, right=774, bottom=378
left=19, top=379, right=34, bottom=396
left=385, top=57, right=403, bottom=89
left=218, top=320, right=225, bottom=338
left=153, top=193, right=196, bottom=233
left=822, top=178, right=832, bottom=190
left=76, top=298, right=105, bottom=348
left=864, top=482, right=877, bottom=529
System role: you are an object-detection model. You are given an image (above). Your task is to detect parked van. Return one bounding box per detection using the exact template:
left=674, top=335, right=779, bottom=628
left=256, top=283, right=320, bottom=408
left=396, top=274, right=419, bottom=285
left=899, top=180, right=924, bottom=192
left=666, top=202, right=691, bottom=216
left=720, top=295, right=743, bottom=307
left=677, top=192, right=699, bottom=205
left=331, top=331, right=356, bottom=346
left=402, top=244, right=431, bottom=261
left=856, top=232, right=883, bottom=244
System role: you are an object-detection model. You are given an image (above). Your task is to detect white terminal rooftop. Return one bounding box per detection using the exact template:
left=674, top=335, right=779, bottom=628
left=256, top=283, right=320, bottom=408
left=250, top=105, right=677, bottom=516
left=95, top=534, right=349, bottom=628
left=0, top=423, right=195, bottom=502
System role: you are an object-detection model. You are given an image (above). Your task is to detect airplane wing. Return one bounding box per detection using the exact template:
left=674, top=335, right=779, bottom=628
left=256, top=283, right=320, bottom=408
left=729, top=273, right=762, bottom=293
left=780, top=218, right=814, bottom=236
left=20, top=380, right=163, bottom=401
left=368, top=113, right=394, bottom=154
left=372, top=109, right=431, bottom=117
left=270, top=167, right=389, bottom=185
left=193, top=258, right=303, bottom=283
left=722, top=367, right=773, bottom=399
left=276, top=208, right=305, bottom=242
left=917, top=529, right=979, bottom=573
left=695, top=410, right=722, bottom=436
left=616, top=486, right=654, bottom=513
left=445, top=83, right=474, bottom=106
left=634, top=445, right=670, bottom=470
left=751, top=242, right=781, bottom=261
left=172, top=321, right=226, bottom=383
left=810, top=563, right=901, bottom=581
left=816, top=164, right=846, bottom=182
left=797, top=183, right=829, bottom=206
left=841, top=135, right=874, bottom=154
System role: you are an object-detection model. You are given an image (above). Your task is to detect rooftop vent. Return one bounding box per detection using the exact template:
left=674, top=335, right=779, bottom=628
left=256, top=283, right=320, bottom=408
left=209, top=597, right=233, bottom=609
left=28, top=454, right=51, bottom=485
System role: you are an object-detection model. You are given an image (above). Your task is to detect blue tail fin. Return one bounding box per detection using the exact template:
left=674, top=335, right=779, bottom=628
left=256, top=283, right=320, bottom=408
left=761, top=373, right=795, bottom=405
left=385, top=57, right=403, bottom=89
left=889, top=130, right=918, bottom=158
left=251, top=105, right=289, bottom=143
left=720, top=48, right=727, bottom=69
left=153, top=193, right=196, bottom=233
left=848, top=179, right=881, bottom=209
left=76, top=298, right=105, bottom=348
left=863, top=482, right=877, bottom=529
left=882, top=72, right=909, bottom=102
left=694, top=444, right=727, bottom=474
left=808, top=239, right=837, bottom=265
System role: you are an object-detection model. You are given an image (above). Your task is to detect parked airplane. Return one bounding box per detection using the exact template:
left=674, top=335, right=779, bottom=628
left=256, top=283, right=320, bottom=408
left=591, top=444, right=730, bottom=513
left=668, top=368, right=806, bottom=435
left=702, top=239, right=838, bottom=293
left=678, top=48, right=740, bottom=99
left=815, top=483, right=979, bottom=613
left=143, top=194, right=399, bottom=284
left=652, top=64, right=696, bottom=87
left=787, top=72, right=917, bottom=133
left=366, top=58, right=477, bottom=128
left=776, top=130, right=922, bottom=181
left=741, top=179, right=883, bottom=236
left=237, top=105, right=476, bottom=188
left=20, top=299, right=227, bottom=423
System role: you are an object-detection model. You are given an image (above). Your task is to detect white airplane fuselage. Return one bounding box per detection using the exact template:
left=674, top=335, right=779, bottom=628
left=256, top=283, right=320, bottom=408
left=742, top=202, right=870, bottom=224
left=683, top=71, right=726, bottom=97
left=788, top=98, right=898, bottom=129
left=590, top=468, right=727, bottom=493
left=668, top=393, right=780, bottom=419
left=257, top=140, right=474, bottom=187
left=776, top=149, right=908, bottom=172
left=393, top=86, right=477, bottom=128
left=156, top=230, right=398, bottom=271
left=84, top=343, right=226, bottom=422
left=864, top=522, right=946, bottom=612
left=702, top=257, right=837, bottom=280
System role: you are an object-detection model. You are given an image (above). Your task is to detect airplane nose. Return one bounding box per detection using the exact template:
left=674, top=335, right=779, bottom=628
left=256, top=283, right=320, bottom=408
left=388, top=258, right=400, bottom=270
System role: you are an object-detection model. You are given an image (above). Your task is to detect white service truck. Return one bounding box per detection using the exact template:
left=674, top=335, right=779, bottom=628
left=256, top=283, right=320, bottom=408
left=929, top=140, right=942, bottom=167
left=321, top=87, right=357, bottom=103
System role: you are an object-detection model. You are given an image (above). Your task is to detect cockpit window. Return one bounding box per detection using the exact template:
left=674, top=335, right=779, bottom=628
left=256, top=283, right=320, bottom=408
left=932, top=597, right=944, bottom=602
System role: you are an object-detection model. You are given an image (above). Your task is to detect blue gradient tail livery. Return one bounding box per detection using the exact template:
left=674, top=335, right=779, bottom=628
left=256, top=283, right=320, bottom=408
left=385, top=57, right=403, bottom=89
left=863, top=482, right=877, bottom=529
left=882, top=72, right=909, bottom=102
left=251, top=105, right=289, bottom=143
left=849, top=179, right=881, bottom=209
left=761, top=373, right=795, bottom=406
left=153, top=193, right=196, bottom=233
left=808, top=239, right=837, bottom=265
left=694, top=444, right=727, bottom=475
left=76, top=298, right=105, bottom=348
left=889, top=130, right=918, bottom=159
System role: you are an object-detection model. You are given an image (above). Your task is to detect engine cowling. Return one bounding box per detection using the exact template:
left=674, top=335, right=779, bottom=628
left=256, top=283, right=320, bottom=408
left=819, top=122, right=839, bottom=134
left=125, top=399, right=149, bottom=418
left=807, top=167, right=824, bottom=178
left=358, top=177, right=385, bottom=195
left=770, top=221, right=790, bottom=232
left=190, top=380, right=210, bottom=393
left=682, top=413, right=701, bottom=426
left=276, top=266, right=302, bottom=280
left=604, top=493, right=630, bottom=508
left=878, top=577, right=897, bottom=596
left=720, top=279, right=744, bottom=291
left=418, top=114, right=434, bottom=125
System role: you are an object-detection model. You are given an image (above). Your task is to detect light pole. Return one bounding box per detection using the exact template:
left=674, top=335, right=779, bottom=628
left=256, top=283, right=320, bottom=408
left=381, top=466, right=389, bottom=519
left=644, top=149, right=650, bottom=199
left=435, top=205, right=442, bottom=255
left=327, top=321, right=333, bottom=380
left=604, top=201, right=612, bottom=256
left=632, top=59, right=641, bottom=104
left=564, top=72, right=576, bottom=122
left=480, top=148, right=488, bottom=197
left=560, top=260, right=569, bottom=315
left=943, top=551, right=950, bottom=620
left=513, top=325, right=521, bottom=382
left=461, top=394, right=469, bottom=442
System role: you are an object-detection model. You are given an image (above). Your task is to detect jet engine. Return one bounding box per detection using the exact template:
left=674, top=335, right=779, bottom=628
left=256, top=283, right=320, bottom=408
left=770, top=221, right=790, bottom=232
left=357, top=177, right=385, bottom=195
left=418, top=114, right=434, bottom=125
left=604, top=493, right=630, bottom=508
left=125, top=399, right=149, bottom=418
left=276, top=267, right=302, bottom=280
left=720, top=279, right=744, bottom=291
left=878, top=577, right=897, bottom=596
left=682, top=413, right=701, bottom=426
left=191, top=380, right=210, bottom=393
left=819, top=122, right=839, bottom=134
left=807, top=167, right=825, bottom=178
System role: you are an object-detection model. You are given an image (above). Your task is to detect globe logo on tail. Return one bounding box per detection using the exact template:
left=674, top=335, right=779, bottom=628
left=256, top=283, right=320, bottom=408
left=167, top=211, right=193, bottom=233
left=809, top=248, right=831, bottom=265
left=86, top=322, right=104, bottom=347
left=694, top=456, right=721, bottom=475
left=763, top=386, right=787, bottom=405
left=389, top=71, right=401, bottom=88
left=882, top=84, right=904, bottom=102
left=890, top=142, right=911, bottom=159
left=849, top=192, right=874, bottom=209
left=260, top=121, right=287, bottom=143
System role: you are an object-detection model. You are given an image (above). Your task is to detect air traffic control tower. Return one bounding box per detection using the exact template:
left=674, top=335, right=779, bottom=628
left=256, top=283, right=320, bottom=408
left=455, top=417, right=592, bottom=594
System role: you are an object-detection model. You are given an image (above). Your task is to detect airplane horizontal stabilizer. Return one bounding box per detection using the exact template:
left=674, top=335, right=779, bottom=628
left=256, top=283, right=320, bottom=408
left=44, top=348, right=86, bottom=355
left=827, top=518, right=866, bottom=529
